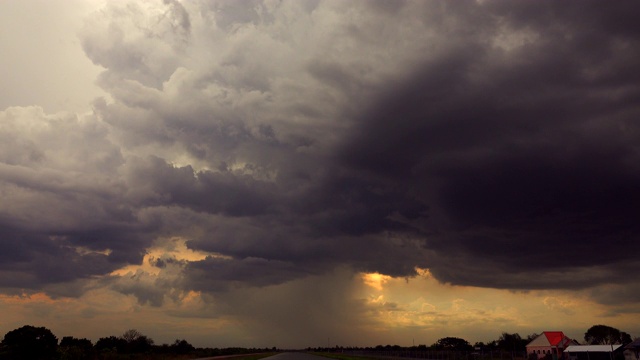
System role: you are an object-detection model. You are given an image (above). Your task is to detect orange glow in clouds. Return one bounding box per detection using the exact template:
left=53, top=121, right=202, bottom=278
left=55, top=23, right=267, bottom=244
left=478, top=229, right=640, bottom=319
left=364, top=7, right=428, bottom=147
left=362, top=272, right=392, bottom=291
left=109, top=237, right=210, bottom=276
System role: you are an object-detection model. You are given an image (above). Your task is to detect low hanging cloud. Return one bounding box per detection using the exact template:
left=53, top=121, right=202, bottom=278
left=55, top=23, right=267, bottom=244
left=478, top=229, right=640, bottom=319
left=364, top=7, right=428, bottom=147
left=2, top=0, right=640, bottom=311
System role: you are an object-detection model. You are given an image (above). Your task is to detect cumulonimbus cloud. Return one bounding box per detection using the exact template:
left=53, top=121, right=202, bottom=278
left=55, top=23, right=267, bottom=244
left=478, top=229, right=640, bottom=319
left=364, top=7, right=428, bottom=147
left=2, top=0, right=640, bottom=308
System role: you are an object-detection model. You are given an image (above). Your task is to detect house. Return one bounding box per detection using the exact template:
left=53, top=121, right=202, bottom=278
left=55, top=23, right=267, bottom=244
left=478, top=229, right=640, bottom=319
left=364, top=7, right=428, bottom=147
left=565, top=345, right=624, bottom=360
left=624, top=338, right=640, bottom=360
left=527, top=331, right=578, bottom=360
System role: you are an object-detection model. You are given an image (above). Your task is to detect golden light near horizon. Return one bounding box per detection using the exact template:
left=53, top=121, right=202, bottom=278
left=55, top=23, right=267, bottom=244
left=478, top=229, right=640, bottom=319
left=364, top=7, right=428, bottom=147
left=0, top=292, right=58, bottom=305
left=350, top=267, right=634, bottom=344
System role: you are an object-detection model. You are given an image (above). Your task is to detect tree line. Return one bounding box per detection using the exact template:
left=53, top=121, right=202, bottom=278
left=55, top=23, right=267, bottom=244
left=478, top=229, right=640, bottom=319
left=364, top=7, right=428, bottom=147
left=309, top=325, right=635, bottom=353
left=437, top=325, right=633, bottom=351
left=0, top=323, right=634, bottom=359
left=0, top=325, right=276, bottom=360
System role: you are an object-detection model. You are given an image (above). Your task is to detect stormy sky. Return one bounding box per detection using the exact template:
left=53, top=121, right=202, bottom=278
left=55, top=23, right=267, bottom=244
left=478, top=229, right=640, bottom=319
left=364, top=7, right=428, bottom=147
left=1, top=0, right=639, bottom=348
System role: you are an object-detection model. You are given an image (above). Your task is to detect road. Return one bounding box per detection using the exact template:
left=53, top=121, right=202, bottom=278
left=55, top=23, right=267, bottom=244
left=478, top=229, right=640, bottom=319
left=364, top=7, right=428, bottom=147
left=196, top=352, right=331, bottom=360
left=261, top=353, right=333, bottom=360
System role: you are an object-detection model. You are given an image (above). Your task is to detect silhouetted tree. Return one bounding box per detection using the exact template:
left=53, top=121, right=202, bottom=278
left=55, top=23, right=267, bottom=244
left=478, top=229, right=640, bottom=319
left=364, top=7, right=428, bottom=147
left=121, top=329, right=143, bottom=343
left=585, top=325, right=632, bottom=345
left=484, top=340, right=499, bottom=350
left=95, top=336, right=127, bottom=353
left=475, top=341, right=498, bottom=350
left=171, top=339, right=195, bottom=354
left=0, top=325, right=58, bottom=360
left=120, top=329, right=153, bottom=353
left=432, top=337, right=473, bottom=351
left=59, top=336, right=93, bottom=360
left=498, top=333, right=529, bottom=352
left=60, top=337, right=92, bottom=349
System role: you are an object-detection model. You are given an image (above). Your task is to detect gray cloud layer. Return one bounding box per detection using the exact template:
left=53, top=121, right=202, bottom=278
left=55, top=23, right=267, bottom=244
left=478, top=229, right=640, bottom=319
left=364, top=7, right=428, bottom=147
left=2, top=0, right=640, bottom=307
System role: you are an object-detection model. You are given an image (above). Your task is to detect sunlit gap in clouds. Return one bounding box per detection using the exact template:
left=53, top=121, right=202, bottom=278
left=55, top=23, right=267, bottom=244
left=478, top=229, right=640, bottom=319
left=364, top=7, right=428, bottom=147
left=109, top=237, right=227, bottom=277
left=361, top=268, right=433, bottom=291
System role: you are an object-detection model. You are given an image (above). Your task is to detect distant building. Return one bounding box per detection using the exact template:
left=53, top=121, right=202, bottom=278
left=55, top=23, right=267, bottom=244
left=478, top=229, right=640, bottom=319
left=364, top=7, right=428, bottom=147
left=624, top=339, right=640, bottom=360
left=565, top=345, right=624, bottom=360
left=527, top=331, right=578, bottom=360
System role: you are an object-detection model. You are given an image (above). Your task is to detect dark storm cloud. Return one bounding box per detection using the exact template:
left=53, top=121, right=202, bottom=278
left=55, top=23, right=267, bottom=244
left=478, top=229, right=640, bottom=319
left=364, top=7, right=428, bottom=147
left=3, top=0, right=640, bottom=309
left=0, top=204, right=151, bottom=295
left=0, top=106, right=158, bottom=293
left=338, top=1, right=640, bottom=294
left=123, top=155, right=278, bottom=216
left=109, top=270, right=169, bottom=307
left=0, top=223, right=120, bottom=293
left=185, top=256, right=306, bottom=292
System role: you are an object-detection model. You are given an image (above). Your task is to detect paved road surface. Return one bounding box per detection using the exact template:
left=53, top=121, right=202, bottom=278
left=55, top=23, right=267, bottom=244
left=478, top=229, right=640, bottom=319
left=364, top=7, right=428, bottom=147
left=197, top=352, right=329, bottom=360
left=262, top=353, right=332, bottom=360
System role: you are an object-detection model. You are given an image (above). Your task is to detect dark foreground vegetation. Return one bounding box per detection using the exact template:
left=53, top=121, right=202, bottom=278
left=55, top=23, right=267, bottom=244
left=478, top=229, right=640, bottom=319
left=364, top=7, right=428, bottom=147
left=310, top=333, right=536, bottom=360
left=0, top=323, right=632, bottom=360
left=311, top=325, right=634, bottom=360
left=0, top=325, right=278, bottom=360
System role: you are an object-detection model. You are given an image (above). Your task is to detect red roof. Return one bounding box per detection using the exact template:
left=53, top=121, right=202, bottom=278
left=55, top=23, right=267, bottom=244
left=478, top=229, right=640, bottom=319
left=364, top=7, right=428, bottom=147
left=527, top=331, right=575, bottom=349
left=544, top=332, right=564, bottom=346
left=544, top=332, right=569, bottom=346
